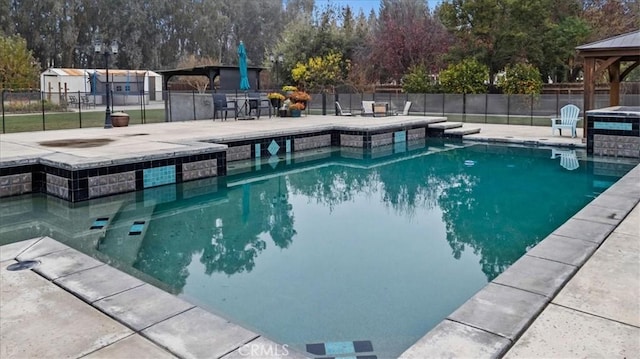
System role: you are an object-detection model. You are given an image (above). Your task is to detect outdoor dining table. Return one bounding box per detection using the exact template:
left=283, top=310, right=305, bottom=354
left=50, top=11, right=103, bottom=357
left=228, top=96, right=262, bottom=117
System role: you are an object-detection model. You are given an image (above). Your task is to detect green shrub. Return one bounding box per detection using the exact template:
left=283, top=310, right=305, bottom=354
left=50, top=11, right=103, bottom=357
left=439, top=58, right=489, bottom=94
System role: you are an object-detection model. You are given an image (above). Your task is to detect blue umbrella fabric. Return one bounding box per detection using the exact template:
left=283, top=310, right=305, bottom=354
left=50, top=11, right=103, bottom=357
left=238, top=41, right=250, bottom=91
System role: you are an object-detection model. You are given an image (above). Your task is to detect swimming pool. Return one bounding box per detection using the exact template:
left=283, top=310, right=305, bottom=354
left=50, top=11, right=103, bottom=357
left=1, top=139, right=636, bottom=358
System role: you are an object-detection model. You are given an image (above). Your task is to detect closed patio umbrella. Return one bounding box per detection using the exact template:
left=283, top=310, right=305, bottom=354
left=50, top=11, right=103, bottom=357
left=238, top=41, right=250, bottom=91
left=237, top=41, right=252, bottom=119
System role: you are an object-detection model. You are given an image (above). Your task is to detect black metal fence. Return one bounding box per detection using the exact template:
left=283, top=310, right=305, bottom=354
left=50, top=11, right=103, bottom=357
left=2, top=89, right=638, bottom=133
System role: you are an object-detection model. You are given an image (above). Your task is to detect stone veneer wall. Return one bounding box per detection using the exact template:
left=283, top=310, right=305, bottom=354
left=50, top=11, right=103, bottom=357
left=408, top=128, right=426, bottom=140
left=294, top=134, right=331, bottom=151
left=46, top=173, right=70, bottom=200
left=340, top=134, right=364, bottom=148
left=182, top=159, right=218, bottom=181
left=371, top=133, right=393, bottom=147
left=226, top=145, right=252, bottom=162
left=88, top=171, right=136, bottom=199
left=0, top=173, right=32, bottom=197
left=593, top=135, right=640, bottom=158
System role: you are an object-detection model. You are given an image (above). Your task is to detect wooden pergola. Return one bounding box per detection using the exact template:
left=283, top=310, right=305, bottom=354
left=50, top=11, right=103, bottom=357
left=577, top=30, right=640, bottom=112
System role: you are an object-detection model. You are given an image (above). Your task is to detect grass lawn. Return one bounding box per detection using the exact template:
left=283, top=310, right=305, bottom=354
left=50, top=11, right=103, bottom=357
left=2, top=109, right=166, bottom=133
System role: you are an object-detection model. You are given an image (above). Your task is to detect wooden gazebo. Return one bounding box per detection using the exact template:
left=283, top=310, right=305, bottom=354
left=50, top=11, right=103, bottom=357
left=577, top=30, right=640, bottom=112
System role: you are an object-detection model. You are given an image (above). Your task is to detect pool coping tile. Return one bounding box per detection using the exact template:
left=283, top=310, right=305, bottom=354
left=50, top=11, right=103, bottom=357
left=572, top=203, right=627, bottom=226
left=551, top=218, right=616, bottom=244
left=525, top=234, right=599, bottom=267
left=31, top=247, right=104, bottom=280
left=54, top=263, right=146, bottom=303
left=492, top=255, right=577, bottom=298
left=446, top=283, right=548, bottom=340
left=0, top=237, right=42, bottom=262
left=83, top=334, right=178, bottom=359
left=399, top=320, right=511, bottom=359
left=142, top=307, right=260, bottom=359
left=94, top=284, right=196, bottom=331
left=15, top=236, right=70, bottom=260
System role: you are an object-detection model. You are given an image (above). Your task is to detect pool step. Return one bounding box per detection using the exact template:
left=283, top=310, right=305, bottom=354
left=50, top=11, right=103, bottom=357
left=429, top=122, right=463, bottom=130
left=444, top=126, right=482, bottom=137
left=428, top=121, right=481, bottom=138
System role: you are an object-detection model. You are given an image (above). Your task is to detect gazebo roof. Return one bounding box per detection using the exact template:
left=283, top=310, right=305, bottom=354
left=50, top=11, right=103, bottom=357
left=577, top=31, right=640, bottom=61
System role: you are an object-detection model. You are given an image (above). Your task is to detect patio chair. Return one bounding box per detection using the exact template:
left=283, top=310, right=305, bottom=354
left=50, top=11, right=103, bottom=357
left=248, top=93, right=271, bottom=118
left=213, top=94, right=238, bottom=121
left=398, top=101, right=412, bottom=116
left=551, top=104, right=581, bottom=138
left=361, top=101, right=375, bottom=116
left=335, top=101, right=352, bottom=116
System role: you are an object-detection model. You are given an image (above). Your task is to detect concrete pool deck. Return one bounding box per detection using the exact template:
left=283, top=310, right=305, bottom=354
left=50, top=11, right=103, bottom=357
left=1, top=117, right=638, bottom=358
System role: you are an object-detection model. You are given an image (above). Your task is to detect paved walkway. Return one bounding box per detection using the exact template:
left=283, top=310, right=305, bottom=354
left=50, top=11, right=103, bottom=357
left=1, top=119, right=638, bottom=359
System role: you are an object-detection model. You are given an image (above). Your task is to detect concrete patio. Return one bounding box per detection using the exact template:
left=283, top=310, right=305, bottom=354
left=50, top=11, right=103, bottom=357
left=1, top=117, right=638, bottom=358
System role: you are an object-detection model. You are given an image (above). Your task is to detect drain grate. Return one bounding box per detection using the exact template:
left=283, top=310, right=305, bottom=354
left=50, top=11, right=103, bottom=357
left=6, top=260, right=40, bottom=271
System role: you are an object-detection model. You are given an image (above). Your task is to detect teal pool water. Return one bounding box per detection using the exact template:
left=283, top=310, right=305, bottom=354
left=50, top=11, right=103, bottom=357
left=1, top=139, right=636, bottom=358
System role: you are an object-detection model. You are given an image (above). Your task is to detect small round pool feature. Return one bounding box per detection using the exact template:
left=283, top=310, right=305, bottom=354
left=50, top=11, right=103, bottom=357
left=6, top=260, right=40, bottom=271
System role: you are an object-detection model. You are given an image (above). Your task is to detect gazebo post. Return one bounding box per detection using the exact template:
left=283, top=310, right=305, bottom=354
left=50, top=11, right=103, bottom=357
left=608, top=61, right=620, bottom=107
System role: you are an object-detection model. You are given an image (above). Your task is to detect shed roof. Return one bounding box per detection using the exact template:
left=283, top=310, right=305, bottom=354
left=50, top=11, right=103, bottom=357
left=42, top=68, right=161, bottom=77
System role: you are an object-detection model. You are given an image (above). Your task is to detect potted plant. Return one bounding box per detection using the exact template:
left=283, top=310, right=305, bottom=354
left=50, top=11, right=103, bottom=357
left=267, top=92, right=285, bottom=109
left=288, top=102, right=305, bottom=117
left=282, top=85, right=297, bottom=97
left=289, top=91, right=311, bottom=103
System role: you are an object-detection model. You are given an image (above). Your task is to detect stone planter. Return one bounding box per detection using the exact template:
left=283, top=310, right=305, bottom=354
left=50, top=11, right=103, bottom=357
left=290, top=109, right=301, bottom=117
left=111, top=112, right=130, bottom=127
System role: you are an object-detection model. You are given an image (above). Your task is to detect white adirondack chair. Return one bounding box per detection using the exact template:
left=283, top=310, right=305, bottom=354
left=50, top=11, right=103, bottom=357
left=399, top=101, right=412, bottom=115
left=551, top=104, right=581, bottom=138
left=335, top=101, right=352, bottom=116
left=361, top=101, right=375, bottom=116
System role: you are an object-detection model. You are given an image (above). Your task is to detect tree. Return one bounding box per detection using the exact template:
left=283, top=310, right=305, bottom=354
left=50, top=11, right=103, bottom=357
left=438, top=58, right=489, bottom=94
left=496, top=63, right=543, bottom=95
left=438, top=0, right=554, bottom=84
left=0, top=35, right=40, bottom=89
left=0, top=0, right=12, bottom=35
left=540, top=16, right=590, bottom=82
left=369, top=0, right=451, bottom=83
left=402, top=64, right=441, bottom=93
left=291, top=51, right=345, bottom=92
left=581, top=0, right=640, bottom=41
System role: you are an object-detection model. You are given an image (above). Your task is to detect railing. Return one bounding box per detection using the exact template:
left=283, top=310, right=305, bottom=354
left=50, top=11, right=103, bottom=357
left=2, top=89, right=638, bottom=133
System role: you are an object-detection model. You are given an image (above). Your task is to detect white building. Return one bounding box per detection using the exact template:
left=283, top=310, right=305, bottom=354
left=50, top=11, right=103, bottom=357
left=40, top=68, right=162, bottom=105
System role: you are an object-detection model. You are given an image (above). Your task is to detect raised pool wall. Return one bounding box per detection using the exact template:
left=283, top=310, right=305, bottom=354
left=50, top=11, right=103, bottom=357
left=1, top=122, right=437, bottom=202
left=587, top=106, right=640, bottom=158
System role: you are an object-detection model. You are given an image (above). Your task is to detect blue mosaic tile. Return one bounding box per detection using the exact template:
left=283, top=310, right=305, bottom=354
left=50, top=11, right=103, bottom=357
left=594, top=122, right=632, bottom=131
left=306, top=340, right=373, bottom=356
left=394, top=130, right=406, bottom=143
left=129, top=221, right=145, bottom=235
left=255, top=143, right=261, bottom=158
left=268, top=156, right=279, bottom=169
left=90, top=217, right=109, bottom=230
left=143, top=165, right=176, bottom=188
left=286, top=139, right=291, bottom=153
left=268, top=139, right=280, bottom=156
left=325, top=342, right=355, bottom=355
